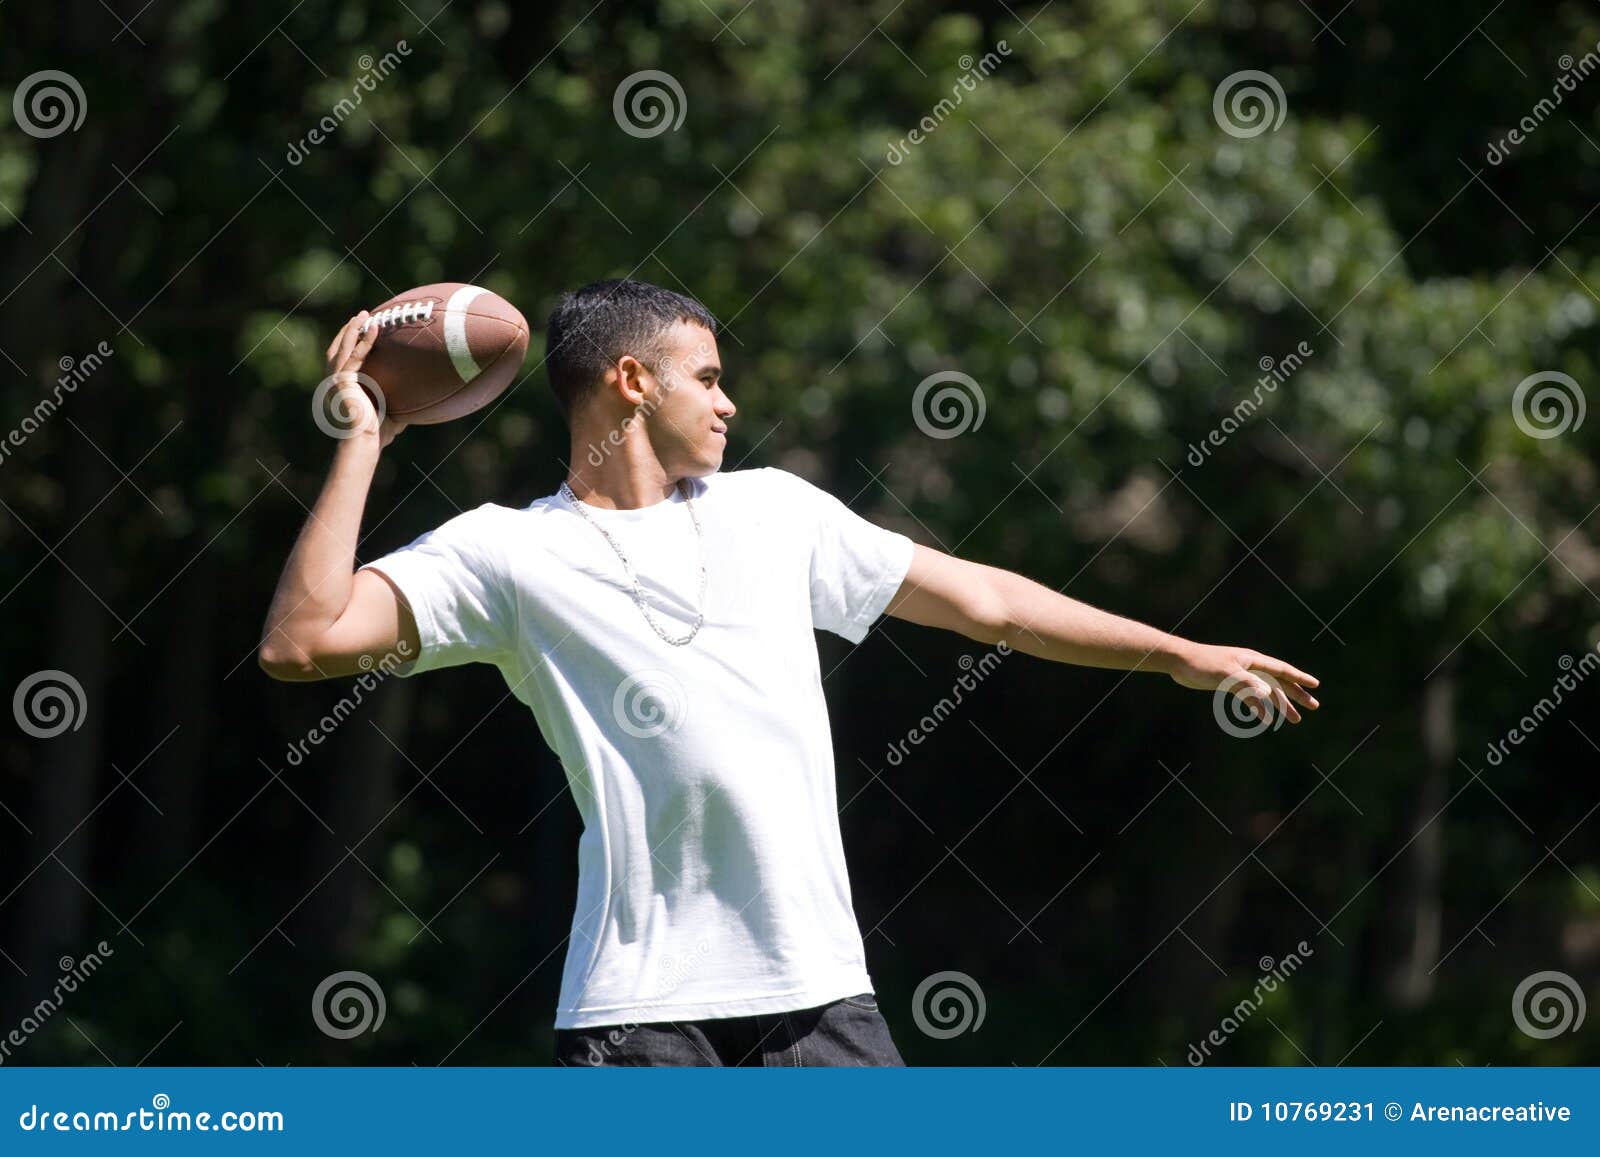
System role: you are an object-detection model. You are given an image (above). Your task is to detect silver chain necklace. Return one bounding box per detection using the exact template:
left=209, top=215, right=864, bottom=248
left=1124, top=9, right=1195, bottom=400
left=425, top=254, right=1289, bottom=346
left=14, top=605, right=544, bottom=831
left=558, top=478, right=707, bottom=646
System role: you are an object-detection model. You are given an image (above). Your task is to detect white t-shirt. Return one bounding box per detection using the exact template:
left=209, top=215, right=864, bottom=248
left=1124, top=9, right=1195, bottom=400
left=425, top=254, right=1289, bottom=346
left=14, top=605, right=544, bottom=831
left=359, top=466, right=915, bottom=1028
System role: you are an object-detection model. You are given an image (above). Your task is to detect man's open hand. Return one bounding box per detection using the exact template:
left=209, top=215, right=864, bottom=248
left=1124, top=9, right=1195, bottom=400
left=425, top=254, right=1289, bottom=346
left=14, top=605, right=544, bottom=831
left=1166, top=641, right=1320, bottom=724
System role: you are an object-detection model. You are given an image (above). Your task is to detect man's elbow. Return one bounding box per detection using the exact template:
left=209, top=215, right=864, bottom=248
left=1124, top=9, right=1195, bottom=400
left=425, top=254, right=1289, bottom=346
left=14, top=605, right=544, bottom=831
left=970, top=568, right=1025, bottom=648
left=257, top=638, right=320, bottom=682
left=954, top=571, right=1014, bottom=647
left=968, top=603, right=1014, bottom=648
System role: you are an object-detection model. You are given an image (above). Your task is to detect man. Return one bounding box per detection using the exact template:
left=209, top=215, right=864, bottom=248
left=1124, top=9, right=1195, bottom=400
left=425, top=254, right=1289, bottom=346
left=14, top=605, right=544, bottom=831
left=258, top=278, right=1320, bottom=1066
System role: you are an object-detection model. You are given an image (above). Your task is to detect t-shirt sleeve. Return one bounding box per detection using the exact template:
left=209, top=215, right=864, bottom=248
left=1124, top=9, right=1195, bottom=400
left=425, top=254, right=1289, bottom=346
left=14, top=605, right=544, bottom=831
left=766, top=467, right=916, bottom=644
left=356, top=506, right=515, bottom=677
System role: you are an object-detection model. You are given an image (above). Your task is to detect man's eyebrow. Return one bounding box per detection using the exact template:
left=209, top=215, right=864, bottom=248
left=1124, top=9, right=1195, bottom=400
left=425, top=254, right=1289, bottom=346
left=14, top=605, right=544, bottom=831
left=694, top=363, right=722, bottom=378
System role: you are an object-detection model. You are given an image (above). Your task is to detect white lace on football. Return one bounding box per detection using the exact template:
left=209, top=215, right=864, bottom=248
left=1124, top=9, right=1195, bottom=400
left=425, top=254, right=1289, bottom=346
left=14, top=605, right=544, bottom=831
left=360, top=300, right=435, bottom=333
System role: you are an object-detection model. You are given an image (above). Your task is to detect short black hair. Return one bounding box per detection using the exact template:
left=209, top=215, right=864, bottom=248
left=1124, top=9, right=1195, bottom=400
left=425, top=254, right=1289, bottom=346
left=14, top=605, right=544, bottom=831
left=544, top=278, right=718, bottom=423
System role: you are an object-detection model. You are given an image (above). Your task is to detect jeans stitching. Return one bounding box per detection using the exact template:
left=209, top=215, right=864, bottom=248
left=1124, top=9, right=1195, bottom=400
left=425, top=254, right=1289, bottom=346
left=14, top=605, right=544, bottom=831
left=783, top=1012, right=801, bottom=1067
left=744, top=1015, right=787, bottom=1067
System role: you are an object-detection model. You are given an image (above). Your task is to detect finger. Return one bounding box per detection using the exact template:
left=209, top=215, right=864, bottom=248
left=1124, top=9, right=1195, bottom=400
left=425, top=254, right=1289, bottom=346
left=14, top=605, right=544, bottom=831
left=1274, top=684, right=1300, bottom=724
left=1255, top=653, right=1319, bottom=688
left=1251, top=679, right=1284, bottom=723
left=345, top=311, right=372, bottom=368
left=1243, top=674, right=1274, bottom=703
left=1285, top=681, right=1320, bottom=710
left=345, top=310, right=378, bottom=369
left=327, top=317, right=354, bottom=373
left=326, top=314, right=359, bottom=364
left=1236, top=675, right=1273, bottom=720
left=333, top=313, right=363, bottom=372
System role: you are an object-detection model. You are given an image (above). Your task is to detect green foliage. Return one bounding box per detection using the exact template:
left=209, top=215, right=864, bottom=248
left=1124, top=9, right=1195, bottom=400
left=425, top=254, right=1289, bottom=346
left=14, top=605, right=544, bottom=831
left=1, top=0, right=1597, bottom=1066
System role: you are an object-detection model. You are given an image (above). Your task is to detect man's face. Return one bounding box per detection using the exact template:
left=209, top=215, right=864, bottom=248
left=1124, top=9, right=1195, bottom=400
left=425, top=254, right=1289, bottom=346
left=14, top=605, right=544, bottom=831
left=640, top=320, right=734, bottom=478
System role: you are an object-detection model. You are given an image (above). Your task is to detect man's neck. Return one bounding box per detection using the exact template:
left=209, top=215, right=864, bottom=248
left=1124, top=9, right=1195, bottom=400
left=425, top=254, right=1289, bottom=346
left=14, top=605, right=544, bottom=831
left=563, top=454, right=680, bottom=511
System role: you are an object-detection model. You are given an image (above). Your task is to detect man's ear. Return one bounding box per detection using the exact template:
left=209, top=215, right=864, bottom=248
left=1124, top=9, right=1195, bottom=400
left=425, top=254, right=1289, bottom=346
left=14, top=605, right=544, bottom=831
left=613, top=354, right=649, bottom=406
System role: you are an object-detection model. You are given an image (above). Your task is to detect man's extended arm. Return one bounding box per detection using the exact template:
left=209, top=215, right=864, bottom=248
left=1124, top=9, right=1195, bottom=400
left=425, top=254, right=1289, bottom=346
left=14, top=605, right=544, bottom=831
left=884, top=543, right=1319, bottom=723
left=257, top=312, right=419, bottom=683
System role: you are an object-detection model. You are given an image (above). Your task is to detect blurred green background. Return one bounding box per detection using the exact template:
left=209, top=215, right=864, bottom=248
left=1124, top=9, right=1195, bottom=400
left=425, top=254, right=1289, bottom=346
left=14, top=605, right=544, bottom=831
left=1, top=0, right=1598, bottom=1065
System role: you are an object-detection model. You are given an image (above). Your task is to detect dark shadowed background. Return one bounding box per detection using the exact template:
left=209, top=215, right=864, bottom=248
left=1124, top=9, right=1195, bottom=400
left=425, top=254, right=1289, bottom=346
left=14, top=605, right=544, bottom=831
left=2, top=0, right=1598, bottom=1066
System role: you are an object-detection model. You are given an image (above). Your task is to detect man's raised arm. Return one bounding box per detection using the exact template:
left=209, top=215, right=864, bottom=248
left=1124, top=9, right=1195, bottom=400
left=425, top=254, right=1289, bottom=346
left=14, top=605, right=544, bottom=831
left=257, top=312, right=417, bottom=683
left=884, top=543, right=1320, bottom=724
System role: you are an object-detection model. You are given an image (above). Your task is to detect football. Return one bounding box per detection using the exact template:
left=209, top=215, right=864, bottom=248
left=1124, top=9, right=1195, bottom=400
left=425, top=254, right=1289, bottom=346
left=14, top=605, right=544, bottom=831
left=357, top=282, right=529, bottom=424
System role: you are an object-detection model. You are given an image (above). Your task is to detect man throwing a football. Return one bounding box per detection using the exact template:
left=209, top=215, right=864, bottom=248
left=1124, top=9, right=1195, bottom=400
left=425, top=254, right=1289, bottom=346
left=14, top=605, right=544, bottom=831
left=258, top=277, right=1321, bottom=1066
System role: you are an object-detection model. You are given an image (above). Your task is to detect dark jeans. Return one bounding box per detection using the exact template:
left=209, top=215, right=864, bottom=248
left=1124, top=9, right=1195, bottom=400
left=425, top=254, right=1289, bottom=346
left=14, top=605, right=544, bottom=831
left=555, top=992, right=906, bottom=1067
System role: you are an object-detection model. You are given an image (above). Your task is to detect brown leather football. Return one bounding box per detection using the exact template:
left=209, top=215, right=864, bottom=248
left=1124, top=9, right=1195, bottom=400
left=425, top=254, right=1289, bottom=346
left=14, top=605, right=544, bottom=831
left=358, top=282, right=529, bottom=424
